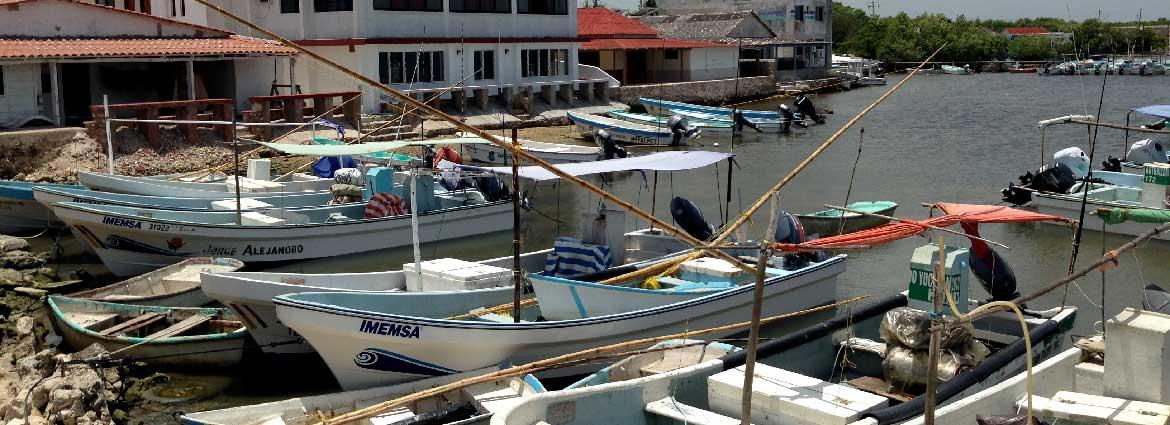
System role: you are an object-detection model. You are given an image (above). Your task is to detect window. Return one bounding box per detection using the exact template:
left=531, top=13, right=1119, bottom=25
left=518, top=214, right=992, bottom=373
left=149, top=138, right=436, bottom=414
left=168, top=0, right=185, bottom=16
left=450, top=0, right=508, bottom=13
left=474, top=50, right=495, bottom=80
left=815, top=6, right=824, bottom=22
left=281, top=0, right=299, bottom=13
left=373, top=0, right=441, bottom=12
left=664, top=49, right=679, bottom=60
left=521, top=49, right=568, bottom=78
left=793, top=5, right=803, bottom=21
left=314, top=0, right=351, bottom=12
left=379, top=51, right=445, bottom=84
left=517, top=0, right=567, bottom=15
left=94, top=0, right=114, bottom=6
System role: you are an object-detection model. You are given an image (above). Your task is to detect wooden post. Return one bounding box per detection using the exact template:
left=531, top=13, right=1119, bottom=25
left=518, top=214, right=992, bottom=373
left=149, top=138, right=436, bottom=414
left=102, top=95, right=114, bottom=174
left=182, top=105, right=198, bottom=144
left=923, top=236, right=945, bottom=425
left=218, top=102, right=234, bottom=142
left=49, top=62, right=61, bottom=125
left=511, top=127, right=522, bottom=323
left=185, top=60, right=196, bottom=101
left=233, top=116, right=242, bottom=225
left=740, top=243, right=769, bottom=425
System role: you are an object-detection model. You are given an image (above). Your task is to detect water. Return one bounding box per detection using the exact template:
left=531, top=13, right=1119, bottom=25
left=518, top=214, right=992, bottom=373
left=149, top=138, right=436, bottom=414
left=36, top=72, right=1170, bottom=410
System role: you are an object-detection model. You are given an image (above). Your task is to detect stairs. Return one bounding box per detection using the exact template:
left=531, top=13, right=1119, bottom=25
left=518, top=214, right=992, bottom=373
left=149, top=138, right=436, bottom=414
left=361, top=115, right=420, bottom=141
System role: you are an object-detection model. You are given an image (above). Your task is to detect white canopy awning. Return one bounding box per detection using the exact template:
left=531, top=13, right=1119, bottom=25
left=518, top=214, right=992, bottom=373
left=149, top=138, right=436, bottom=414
left=455, top=150, right=734, bottom=181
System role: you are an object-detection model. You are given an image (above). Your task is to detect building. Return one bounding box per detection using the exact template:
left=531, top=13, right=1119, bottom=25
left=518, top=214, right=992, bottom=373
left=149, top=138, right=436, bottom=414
left=116, top=0, right=611, bottom=113
left=647, top=0, right=832, bottom=80
left=0, top=0, right=296, bottom=126
left=577, top=7, right=736, bottom=85
left=1004, top=27, right=1072, bottom=44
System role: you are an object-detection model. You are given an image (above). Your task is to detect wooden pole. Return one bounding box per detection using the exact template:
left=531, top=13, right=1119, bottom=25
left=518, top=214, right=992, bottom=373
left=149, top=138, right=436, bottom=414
left=233, top=117, right=242, bottom=225
left=923, top=236, right=945, bottom=425
left=103, top=95, right=114, bottom=174
left=822, top=204, right=1010, bottom=249
left=185, top=0, right=758, bottom=274
left=511, top=127, right=522, bottom=323
left=740, top=242, right=769, bottom=425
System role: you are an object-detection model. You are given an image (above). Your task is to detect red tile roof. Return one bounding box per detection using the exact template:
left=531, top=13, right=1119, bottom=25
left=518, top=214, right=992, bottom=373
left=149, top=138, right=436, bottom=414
left=580, top=38, right=728, bottom=51
left=578, top=7, right=659, bottom=39
left=1005, top=27, right=1050, bottom=35
left=0, top=36, right=297, bottom=59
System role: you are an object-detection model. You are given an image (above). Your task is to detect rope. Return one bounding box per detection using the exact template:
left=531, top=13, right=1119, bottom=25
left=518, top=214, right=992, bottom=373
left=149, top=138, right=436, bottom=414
left=838, top=128, right=865, bottom=235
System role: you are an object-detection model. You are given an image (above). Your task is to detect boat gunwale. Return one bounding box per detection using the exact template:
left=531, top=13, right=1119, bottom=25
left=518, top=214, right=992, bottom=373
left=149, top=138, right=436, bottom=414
left=33, top=186, right=338, bottom=211
left=70, top=257, right=244, bottom=302
left=47, top=296, right=249, bottom=345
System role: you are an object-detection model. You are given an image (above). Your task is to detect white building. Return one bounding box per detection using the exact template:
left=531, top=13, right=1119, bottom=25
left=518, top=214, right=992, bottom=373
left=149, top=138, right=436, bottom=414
left=125, top=0, right=609, bottom=113
left=0, top=0, right=296, bottom=126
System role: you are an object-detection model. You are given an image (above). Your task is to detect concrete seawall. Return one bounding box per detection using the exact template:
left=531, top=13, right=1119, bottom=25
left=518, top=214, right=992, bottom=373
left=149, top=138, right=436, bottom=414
left=614, top=76, right=777, bottom=105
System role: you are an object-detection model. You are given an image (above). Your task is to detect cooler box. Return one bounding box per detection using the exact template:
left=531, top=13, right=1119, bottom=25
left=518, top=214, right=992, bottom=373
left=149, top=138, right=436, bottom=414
left=679, top=258, right=750, bottom=285
left=210, top=198, right=273, bottom=211
left=707, top=363, right=887, bottom=425
left=403, top=258, right=511, bottom=291
left=225, top=177, right=284, bottom=193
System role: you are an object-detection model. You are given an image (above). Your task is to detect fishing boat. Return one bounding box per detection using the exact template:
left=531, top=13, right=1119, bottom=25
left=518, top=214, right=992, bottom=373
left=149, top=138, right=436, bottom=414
left=0, top=181, right=76, bottom=232
left=562, top=339, right=740, bottom=390
left=941, top=64, right=971, bottom=75
left=76, top=170, right=334, bottom=198
left=796, top=201, right=898, bottom=237
left=490, top=292, right=1077, bottom=425
left=272, top=253, right=846, bottom=390
left=33, top=185, right=336, bottom=211
left=639, top=98, right=781, bottom=120
left=46, top=296, right=248, bottom=369
left=69, top=257, right=243, bottom=307
left=895, top=308, right=1166, bottom=425
left=1002, top=167, right=1170, bottom=240
left=180, top=366, right=544, bottom=425
left=669, top=109, right=796, bottom=132
left=51, top=170, right=512, bottom=276
left=462, top=137, right=601, bottom=164
left=566, top=111, right=699, bottom=146
left=607, top=110, right=735, bottom=133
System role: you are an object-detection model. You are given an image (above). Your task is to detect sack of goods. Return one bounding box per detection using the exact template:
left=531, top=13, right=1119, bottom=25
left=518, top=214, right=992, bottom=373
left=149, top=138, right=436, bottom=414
left=1126, top=139, right=1168, bottom=166
left=329, top=183, right=363, bottom=205
left=878, top=307, right=989, bottom=390
left=334, top=168, right=365, bottom=186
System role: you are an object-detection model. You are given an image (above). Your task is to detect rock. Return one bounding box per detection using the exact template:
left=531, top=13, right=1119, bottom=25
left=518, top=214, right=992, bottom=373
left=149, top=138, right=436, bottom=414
left=0, top=238, right=29, bottom=254
left=23, top=269, right=57, bottom=285
left=10, top=288, right=45, bottom=298
left=14, top=317, right=33, bottom=337
left=0, top=252, right=43, bottom=271
left=110, top=410, right=125, bottom=422
left=0, top=269, right=23, bottom=286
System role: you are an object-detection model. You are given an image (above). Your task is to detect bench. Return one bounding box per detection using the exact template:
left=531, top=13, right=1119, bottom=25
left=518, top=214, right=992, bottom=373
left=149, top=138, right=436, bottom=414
left=645, top=397, right=743, bottom=425
left=98, top=313, right=165, bottom=336
left=144, top=314, right=211, bottom=340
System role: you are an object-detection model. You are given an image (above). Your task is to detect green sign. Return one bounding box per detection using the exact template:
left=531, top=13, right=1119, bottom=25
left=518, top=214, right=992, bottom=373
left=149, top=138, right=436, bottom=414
left=907, top=267, right=963, bottom=307
left=1144, top=165, right=1170, bottom=185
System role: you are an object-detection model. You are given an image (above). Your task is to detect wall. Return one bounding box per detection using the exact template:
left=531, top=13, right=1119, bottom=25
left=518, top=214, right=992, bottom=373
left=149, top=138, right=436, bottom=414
left=0, top=64, right=42, bottom=125
left=4, top=0, right=222, bottom=37
left=233, top=56, right=298, bottom=111
left=614, top=75, right=775, bottom=104
left=687, top=47, right=738, bottom=81
left=354, top=3, right=577, bottom=39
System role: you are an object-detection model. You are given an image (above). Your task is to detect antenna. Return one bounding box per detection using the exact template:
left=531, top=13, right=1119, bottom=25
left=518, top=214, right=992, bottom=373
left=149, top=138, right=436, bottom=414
left=866, top=0, right=879, bottom=16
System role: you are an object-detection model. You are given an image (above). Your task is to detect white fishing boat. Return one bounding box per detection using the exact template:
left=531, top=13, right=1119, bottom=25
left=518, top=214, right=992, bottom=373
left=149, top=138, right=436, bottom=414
left=669, top=109, right=797, bottom=132
left=894, top=308, right=1166, bottom=425
left=52, top=178, right=512, bottom=276
left=490, top=292, right=1077, bottom=425
left=941, top=64, right=971, bottom=75
left=462, top=137, right=601, bottom=164
left=180, top=366, right=544, bottom=425
left=69, top=257, right=243, bottom=307
left=639, top=98, right=781, bottom=120
left=33, top=185, right=336, bottom=211
left=76, top=171, right=333, bottom=198
left=566, top=111, right=699, bottom=146
left=47, top=296, right=248, bottom=369
left=0, top=181, right=74, bottom=232
left=272, top=253, right=845, bottom=390
left=607, top=110, right=735, bottom=133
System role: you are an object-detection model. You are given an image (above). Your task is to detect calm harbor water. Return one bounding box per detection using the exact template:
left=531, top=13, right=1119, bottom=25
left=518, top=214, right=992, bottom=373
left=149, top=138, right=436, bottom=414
left=34, top=72, right=1170, bottom=411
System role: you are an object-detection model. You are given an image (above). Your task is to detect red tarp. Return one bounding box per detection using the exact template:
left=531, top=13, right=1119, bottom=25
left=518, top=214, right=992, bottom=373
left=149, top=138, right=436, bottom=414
left=775, top=203, right=1072, bottom=252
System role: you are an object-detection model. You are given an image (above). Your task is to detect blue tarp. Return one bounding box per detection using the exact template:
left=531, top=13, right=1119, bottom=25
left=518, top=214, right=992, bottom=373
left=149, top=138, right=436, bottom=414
left=1134, top=105, right=1170, bottom=119
left=311, top=156, right=358, bottom=178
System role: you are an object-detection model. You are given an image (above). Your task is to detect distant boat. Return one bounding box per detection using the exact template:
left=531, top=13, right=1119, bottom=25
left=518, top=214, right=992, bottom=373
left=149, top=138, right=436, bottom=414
left=566, top=111, right=699, bottom=145
left=180, top=366, right=544, bottom=425
left=639, top=98, right=781, bottom=120
left=607, top=110, right=735, bottom=133
left=47, top=296, right=248, bottom=369
left=69, top=257, right=243, bottom=307
left=941, top=64, right=972, bottom=75
left=77, top=171, right=333, bottom=198
left=272, top=254, right=845, bottom=389
left=796, top=201, right=898, bottom=237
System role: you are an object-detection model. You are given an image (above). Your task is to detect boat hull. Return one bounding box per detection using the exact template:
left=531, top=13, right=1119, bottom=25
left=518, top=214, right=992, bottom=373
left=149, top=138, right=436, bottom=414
left=566, top=112, right=678, bottom=145
left=464, top=142, right=599, bottom=165
left=33, top=186, right=334, bottom=211
left=0, top=182, right=74, bottom=231
left=274, top=256, right=845, bottom=390
left=77, top=172, right=332, bottom=198
left=70, top=257, right=244, bottom=307
left=796, top=202, right=898, bottom=237
left=1030, top=193, right=1170, bottom=241
left=529, top=256, right=841, bottom=320
left=640, top=98, right=781, bottom=120
left=607, top=111, right=735, bottom=133
left=53, top=201, right=514, bottom=276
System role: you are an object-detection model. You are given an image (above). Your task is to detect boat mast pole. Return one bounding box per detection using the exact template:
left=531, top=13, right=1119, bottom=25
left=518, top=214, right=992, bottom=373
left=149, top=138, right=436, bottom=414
left=103, top=95, right=114, bottom=174
left=511, top=127, right=522, bottom=322
left=233, top=117, right=242, bottom=225
left=923, top=237, right=945, bottom=425
left=740, top=194, right=780, bottom=425
left=1124, top=110, right=1133, bottom=159
left=410, top=168, right=422, bottom=287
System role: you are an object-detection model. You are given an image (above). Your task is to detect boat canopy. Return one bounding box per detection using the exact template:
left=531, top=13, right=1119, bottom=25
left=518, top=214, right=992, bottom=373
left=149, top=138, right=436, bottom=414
left=457, top=151, right=733, bottom=181
left=258, top=138, right=491, bottom=156
left=775, top=203, right=1072, bottom=252
left=1134, top=105, right=1170, bottom=119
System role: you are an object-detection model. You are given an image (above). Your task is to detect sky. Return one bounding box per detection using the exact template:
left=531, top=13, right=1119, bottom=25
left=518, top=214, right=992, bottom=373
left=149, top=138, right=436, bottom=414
left=595, top=0, right=1170, bottom=22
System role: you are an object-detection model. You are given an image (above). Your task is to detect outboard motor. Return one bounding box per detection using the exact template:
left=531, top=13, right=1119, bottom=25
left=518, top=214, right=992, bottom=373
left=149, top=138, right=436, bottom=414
left=794, top=95, right=825, bottom=124
left=732, top=110, right=763, bottom=133
left=472, top=175, right=511, bottom=202
left=670, top=197, right=714, bottom=241
left=773, top=209, right=825, bottom=270
left=960, top=222, right=1018, bottom=302
left=667, top=115, right=700, bottom=146
left=1144, top=119, right=1168, bottom=131
left=1053, top=146, right=1090, bottom=179
left=1002, top=147, right=1089, bottom=205
left=1126, top=139, right=1167, bottom=166
left=777, top=104, right=806, bottom=131
left=1101, top=156, right=1123, bottom=172
left=593, top=129, right=627, bottom=160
